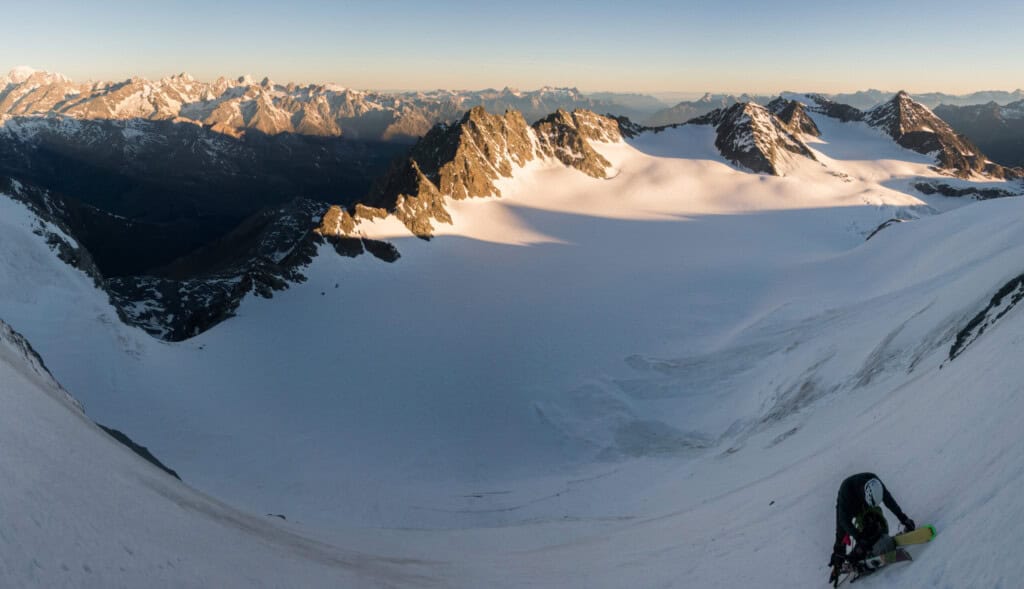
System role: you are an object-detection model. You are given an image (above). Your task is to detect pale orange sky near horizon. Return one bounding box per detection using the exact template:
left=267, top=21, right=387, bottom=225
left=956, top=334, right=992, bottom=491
left=3, top=0, right=1022, bottom=96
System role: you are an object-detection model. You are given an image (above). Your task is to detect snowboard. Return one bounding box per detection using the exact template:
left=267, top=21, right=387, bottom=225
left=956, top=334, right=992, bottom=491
left=865, top=547, right=913, bottom=568
left=835, top=526, right=934, bottom=586
left=894, top=525, right=936, bottom=546
left=836, top=548, right=913, bottom=586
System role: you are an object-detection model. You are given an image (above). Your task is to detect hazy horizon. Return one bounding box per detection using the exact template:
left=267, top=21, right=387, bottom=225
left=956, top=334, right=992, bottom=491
left=4, top=65, right=1021, bottom=101
left=3, top=0, right=1023, bottom=95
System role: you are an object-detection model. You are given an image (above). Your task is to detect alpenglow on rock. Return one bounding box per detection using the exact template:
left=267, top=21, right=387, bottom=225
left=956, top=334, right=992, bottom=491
left=0, top=68, right=643, bottom=142
left=318, top=106, right=627, bottom=239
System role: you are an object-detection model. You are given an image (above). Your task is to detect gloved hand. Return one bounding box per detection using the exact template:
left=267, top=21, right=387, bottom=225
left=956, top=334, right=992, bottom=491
left=901, top=518, right=916, bottom=532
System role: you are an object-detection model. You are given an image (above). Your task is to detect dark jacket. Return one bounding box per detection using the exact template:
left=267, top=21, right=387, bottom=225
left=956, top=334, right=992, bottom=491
left=834, top=472, right=908, bottom=548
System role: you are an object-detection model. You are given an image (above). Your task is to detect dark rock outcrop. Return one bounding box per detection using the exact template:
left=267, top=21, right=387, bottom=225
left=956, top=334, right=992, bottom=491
left=98, top=425, right=181, bottom=480
left=865, top=218, right=907, bottom=240
left=767, top=98, right=821, bottom=137
left=950, top=273, right=1024, bottom=361
left=692, top=102, right=817, bottom=175
left=0, top=176, right=106, bottom=288
left=0, top=115, right=408, bottom=276
left=0, top=319, right=83, bottom=412
left=913, top=181, right=1019, bottom=199
left=3, top=173, right=405, bottom=341
left=108, top=198, right=393, bottom=341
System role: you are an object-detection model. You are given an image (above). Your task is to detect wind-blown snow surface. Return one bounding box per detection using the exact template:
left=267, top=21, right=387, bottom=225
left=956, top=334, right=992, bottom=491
left=3, top=110, right=1024, bottom=586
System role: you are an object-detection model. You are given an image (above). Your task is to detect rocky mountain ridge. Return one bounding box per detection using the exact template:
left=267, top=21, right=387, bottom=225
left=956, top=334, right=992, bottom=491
left=5, top=94, right=1021, bottom=341
left=803, top=92, right=1023, bottom=179
left=321, top=107, right=627, bottom=239
left=689, top=100, right=817, bottom=175
left=828, top=88, right=1024, bottom=110
left=934, top=100, right=1024, bottom=168
left=0, top=68, right=652, bottom=142
left=865, top=91, right=1016, bottom=178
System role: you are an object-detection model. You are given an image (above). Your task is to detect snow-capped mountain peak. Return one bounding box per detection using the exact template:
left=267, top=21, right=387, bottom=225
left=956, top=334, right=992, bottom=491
left=692, top=101, right=816, bottom=175
left=866, top=89, right=945, bottom=136
left=866, top=90, right=1016, bottom=178
left=5, top=65, right=39, bottom=84
left=0, top=70, right=638, bottom=142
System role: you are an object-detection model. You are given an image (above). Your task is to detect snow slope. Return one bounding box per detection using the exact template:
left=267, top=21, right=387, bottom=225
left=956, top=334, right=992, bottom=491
left=0, top=320, right=440, bottom=588
left=3, top=106, right=1024, bottom=586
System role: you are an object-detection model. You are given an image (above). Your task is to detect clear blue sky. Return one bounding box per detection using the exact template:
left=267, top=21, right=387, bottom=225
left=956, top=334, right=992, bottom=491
left=4, top=0, right=1022, bottom=94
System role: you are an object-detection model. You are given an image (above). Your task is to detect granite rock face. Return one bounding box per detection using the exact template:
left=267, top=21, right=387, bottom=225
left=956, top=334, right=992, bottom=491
left=534, top=109, right=622, bottom=177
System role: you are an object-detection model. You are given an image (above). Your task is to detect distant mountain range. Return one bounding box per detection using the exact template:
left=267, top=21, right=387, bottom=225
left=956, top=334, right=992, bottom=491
left=645, top=93, right=775, bottom=127
left=934, top=101, right=1024, bottom=168
left=829, top=89, right=1024, bottom=110
left=644, top=89, right=1024, bottom=127
left=0, top=67, right=658, bottom=141
left=6, top=66, right=1023, bottom=139
left=3, top=66, right=1024, bottom=339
